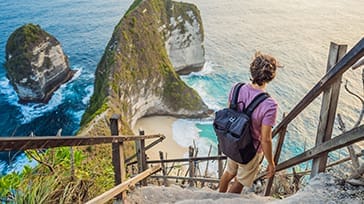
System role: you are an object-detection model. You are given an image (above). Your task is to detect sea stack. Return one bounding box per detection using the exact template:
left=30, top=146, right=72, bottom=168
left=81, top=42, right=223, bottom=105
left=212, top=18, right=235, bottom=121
left=79, top=0, right=209, bottom=136
left=4, top=23, right=74, bottom=103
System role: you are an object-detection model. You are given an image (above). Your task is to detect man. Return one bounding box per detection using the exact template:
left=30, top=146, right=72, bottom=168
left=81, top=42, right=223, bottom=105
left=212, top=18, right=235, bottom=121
left=219, top=52, right=280, bottom=193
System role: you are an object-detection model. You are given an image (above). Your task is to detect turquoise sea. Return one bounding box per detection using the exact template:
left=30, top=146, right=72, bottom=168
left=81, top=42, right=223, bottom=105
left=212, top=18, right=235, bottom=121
left=0, top=0, right=363, bottom=174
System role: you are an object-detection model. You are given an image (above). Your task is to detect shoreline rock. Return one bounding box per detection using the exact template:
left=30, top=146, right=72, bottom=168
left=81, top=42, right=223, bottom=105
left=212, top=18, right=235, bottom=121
left=5, top=23, right=74, bottom=103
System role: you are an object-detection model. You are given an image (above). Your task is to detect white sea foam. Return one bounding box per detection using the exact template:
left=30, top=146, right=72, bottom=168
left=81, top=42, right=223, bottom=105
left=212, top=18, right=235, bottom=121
left=189, top=61, right=215, bottom=76
left=172, top=119, right=219, bottom=176
left=69, top=67, right=82, bottom=83
left=82, top=85, right=94, bottom=105
left=0, top=68, right=83, bottom=124
left=172, top=119, right=200, bottom=148
left=0, top=78, right=19, bottom=104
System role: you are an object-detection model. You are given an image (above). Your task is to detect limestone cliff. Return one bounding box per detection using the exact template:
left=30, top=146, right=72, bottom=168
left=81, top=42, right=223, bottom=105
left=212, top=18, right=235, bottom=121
left=163, top=1, right=205, bottom=74
left=79, top=0, right=209, bottom=136
left=5, top=24, right=74, bottom=103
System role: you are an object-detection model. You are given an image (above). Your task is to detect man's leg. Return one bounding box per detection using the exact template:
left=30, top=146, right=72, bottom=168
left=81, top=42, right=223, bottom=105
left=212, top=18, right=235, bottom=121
left=218, top=171, right=235, bottom=192
left=228, top=179, right=243, bottom=193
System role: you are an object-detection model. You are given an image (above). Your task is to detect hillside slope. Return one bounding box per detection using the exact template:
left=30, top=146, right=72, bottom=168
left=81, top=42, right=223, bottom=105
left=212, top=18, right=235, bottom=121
left=78, top=0, right=209, bottom=137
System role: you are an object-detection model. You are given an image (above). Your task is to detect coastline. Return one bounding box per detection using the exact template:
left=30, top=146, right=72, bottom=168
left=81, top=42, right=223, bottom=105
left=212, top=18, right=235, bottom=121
left=133, top=116, right=188, bottom=160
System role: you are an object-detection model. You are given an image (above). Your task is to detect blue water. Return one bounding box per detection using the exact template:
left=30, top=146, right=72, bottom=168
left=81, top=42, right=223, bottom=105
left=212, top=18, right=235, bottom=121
left=178, top=0, right=364, bottom=167
left=1, top=0, right=363, bottom=174
left=0, top=0, right=133, bottom=173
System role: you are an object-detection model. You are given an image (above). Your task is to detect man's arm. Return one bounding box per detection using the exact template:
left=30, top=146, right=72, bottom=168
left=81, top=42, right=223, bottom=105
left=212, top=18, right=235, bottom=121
left=261, top=124, right=275, bottom=178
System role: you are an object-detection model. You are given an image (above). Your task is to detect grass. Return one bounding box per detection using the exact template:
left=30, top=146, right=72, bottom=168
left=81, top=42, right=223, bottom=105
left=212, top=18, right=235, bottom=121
left=125, top=0, right=143, bottom=16
left=0, top=147, right=101, bottom=203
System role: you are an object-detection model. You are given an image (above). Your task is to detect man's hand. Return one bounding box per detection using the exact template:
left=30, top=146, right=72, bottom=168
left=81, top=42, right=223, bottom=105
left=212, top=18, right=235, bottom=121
left=265, top=163, right=276, bottom=179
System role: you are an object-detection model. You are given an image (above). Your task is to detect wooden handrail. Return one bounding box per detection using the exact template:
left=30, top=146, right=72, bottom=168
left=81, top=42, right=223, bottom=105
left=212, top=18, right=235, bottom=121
left=257, top=124, right=364, bottom=179
left=139, top=155, right=227, bottom=164
left=86, top=165, right=161, bottom=204
left=272, top=38, right=364, bottom=137
left=125, top=135, right=166, bottom=163
left=0, top=134, right=164, bottom=151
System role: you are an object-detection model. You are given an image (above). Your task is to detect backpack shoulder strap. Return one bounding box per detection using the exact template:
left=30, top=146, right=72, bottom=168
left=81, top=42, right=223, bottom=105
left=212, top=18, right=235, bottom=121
left=244, top=92, right=270, bottom=116
left=229, top=82, right=245, bottom=110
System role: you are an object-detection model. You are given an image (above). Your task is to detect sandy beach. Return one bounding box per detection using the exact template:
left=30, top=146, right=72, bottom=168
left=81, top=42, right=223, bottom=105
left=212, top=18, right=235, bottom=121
left=133, top=116, right=188, bottom=160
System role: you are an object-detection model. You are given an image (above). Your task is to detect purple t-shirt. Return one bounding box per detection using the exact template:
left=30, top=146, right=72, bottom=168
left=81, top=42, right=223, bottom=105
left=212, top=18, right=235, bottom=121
left=228, top=83, right=278, bottom=153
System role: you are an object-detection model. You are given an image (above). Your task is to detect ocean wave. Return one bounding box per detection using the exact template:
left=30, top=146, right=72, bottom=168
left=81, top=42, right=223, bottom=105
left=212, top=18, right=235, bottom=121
left=82, top=85, right=94, bottom=105
left=0, top=68, right=84, bottom=124
left=172, top=119, right=218, bottom=155
left=186, top=61, right=215, bottom=77
left=172, top=119, right=200, bottom=148
left=172, top=119, right=219, bottom=177
left=69, top=67, right=82, bottom=83
left=181, top=61, right=231, bottom=111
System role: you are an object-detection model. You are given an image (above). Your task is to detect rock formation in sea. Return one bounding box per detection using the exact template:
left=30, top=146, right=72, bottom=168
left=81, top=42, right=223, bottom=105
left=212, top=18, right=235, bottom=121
left=79, top=0, right=209, bottom=136
left=4, top=23, right=74, bottom=103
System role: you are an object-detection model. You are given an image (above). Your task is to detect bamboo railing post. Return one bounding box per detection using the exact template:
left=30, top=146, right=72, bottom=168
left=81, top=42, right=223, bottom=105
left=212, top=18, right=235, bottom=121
left=136, top=129, right=147, bottom=186
left=311, top=43, right=348, bottom=178
left=218, top=144, right=223, bottom=179
left=125, top=134, right=165, bottom=164
left=188, top=146, right=195, bottom=187
left=159, top=151, right=168, bottom=186
left=110, top=114, right=126, bottom=200
left=265, top=114, right=287, bottom=196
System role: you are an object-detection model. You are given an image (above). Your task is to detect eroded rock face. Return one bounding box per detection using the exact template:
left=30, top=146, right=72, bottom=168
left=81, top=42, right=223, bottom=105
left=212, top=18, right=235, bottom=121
left=163, top=2, right=205, bottom=75
left=5, top=24, right=74, bottom=103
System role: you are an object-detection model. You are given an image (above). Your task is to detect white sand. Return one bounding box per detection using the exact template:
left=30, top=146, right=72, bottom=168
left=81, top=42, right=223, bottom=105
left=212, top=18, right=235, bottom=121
left=133, top=116, right=188, bottom=160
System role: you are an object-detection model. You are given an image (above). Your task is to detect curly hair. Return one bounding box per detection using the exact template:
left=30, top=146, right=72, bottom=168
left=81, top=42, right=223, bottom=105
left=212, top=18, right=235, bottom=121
left=250, top=52, right=279, bottom=86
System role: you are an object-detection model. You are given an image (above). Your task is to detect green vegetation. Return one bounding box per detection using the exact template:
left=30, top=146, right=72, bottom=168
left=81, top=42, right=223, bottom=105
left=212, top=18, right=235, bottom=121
left=125, top=0, right=143, bottom=16
left=4, top=23, right=61, bottom=84
left=81, top=0, right=206, bottom=128
left=80, top=51, right=113, bottom=126
left=0, top=147, right=113, bottom=203
left=6, top=24, right=42, bottom=55
left=164, top=0, right=204, bottom=37
left=1, top=0, right=208, bottom=202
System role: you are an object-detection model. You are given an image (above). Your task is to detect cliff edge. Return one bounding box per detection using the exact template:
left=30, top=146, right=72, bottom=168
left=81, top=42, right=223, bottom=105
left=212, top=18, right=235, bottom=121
left=79, top=0, right=209, bottom=136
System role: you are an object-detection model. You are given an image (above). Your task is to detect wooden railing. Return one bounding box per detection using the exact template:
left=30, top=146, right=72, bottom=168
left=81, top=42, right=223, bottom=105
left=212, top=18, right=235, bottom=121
left=0, top=38, right=363, bottom=202
left=0, top=114, right=165, bottom=203
left=124, top=38, right=364, bottom=196
left=85, top=165, right=161, bottom=204
left=262, top=38, right=364, bottom=195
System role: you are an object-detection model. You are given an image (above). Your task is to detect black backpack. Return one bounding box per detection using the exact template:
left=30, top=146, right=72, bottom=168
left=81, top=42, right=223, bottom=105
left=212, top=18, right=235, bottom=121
left=213, top=83, right=269, bottom=164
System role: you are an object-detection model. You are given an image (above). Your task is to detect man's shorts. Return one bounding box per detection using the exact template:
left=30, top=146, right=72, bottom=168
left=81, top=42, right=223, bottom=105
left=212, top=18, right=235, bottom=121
left=224, top=152, right=264, bottom=187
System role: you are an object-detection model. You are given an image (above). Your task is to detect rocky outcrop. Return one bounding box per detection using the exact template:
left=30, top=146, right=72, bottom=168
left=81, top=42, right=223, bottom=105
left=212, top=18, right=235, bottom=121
left=163, top=1, right=205, bottom=75
left=79, top=0, right=209, bottom=135
left=5, top=24, right=74, bottom=103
